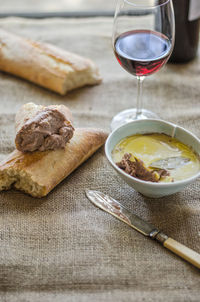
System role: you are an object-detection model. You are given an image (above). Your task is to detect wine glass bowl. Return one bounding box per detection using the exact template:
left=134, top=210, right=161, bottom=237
left=111, top=0, right=175, bottom=130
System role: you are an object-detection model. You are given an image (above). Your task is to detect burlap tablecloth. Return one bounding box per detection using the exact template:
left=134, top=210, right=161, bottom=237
left=0, top=17, right=200, bottom=302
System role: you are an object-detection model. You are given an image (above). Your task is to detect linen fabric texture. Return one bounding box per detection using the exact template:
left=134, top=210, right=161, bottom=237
left=0, top=17, right=200, bottom=302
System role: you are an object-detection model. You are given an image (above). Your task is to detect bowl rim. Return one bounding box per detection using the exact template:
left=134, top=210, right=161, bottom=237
left=105, top=119, right=200, bottom=187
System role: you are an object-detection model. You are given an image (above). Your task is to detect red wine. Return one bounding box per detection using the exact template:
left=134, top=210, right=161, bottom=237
left=114, top=30, right=171, bottom=77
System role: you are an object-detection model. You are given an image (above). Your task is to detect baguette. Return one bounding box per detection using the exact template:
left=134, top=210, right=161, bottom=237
left=0, top=128, right=107, bottom=197
left=0, top=29, right=102, bottom=95
left=15, top=103, right=74, bottom=152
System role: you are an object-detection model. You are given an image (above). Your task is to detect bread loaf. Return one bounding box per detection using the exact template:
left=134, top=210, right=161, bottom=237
left=0, top=128, right=107, bottom=197
left=0, top=29, right=102, bottom=95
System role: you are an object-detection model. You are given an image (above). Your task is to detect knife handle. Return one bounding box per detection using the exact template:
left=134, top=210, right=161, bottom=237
left=155, top=232, right=200, bottom=269
left=163, top=238, right=200, bottom=269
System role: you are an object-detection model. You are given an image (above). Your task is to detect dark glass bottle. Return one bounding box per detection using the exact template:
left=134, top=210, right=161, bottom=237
left=170, top=0, right=200, bottom=63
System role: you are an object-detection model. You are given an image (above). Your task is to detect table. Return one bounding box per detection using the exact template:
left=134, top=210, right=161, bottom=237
left=0, top=0, right=116, bottom=13
left=0, top=17, right=200, bottom=302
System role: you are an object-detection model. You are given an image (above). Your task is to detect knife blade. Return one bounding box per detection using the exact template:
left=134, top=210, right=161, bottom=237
left=86, top=189, right=200, bottom=269
left=86, top=189, right=159, bottom=237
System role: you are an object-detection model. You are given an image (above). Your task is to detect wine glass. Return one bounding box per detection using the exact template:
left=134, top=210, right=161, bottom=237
left=111, top=0, right=175, bottom=130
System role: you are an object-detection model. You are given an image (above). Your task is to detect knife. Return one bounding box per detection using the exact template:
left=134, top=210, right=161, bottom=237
left=86, top=189, right=200, bottom=269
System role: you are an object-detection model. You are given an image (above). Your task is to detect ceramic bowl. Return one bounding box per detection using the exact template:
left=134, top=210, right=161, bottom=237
left=105, top=119, right=200, bottom=198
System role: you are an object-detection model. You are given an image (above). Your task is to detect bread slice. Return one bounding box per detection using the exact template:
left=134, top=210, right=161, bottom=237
left=0, top=128, right=107, bottom=197
left=15, top=103, right=74, bottom=152
left=0, top=29, right=102, bottom=95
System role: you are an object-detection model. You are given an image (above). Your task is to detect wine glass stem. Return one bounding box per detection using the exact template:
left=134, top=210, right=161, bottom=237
left=136, top=76, right=145, bottom=118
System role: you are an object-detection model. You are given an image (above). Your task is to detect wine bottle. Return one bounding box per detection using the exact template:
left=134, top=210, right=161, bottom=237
left=170, top=0, right=200, bottom=63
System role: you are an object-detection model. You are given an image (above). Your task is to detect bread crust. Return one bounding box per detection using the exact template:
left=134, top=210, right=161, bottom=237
left=0, top=29, right=102, bottom=94
left=0, top=128, right=108, bottom=197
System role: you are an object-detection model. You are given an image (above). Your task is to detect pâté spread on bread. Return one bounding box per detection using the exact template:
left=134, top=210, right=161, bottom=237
left=0, top=103, right=108, bottom=197
left=15, top=103, right=74, bottom=152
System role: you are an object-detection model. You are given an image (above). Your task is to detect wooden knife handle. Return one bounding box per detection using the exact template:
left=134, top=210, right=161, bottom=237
left=163, top=237, right=200, bottom=269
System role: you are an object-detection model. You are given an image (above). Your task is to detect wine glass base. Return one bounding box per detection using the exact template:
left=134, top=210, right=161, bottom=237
left=110, top=108, right=159, bottom=131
